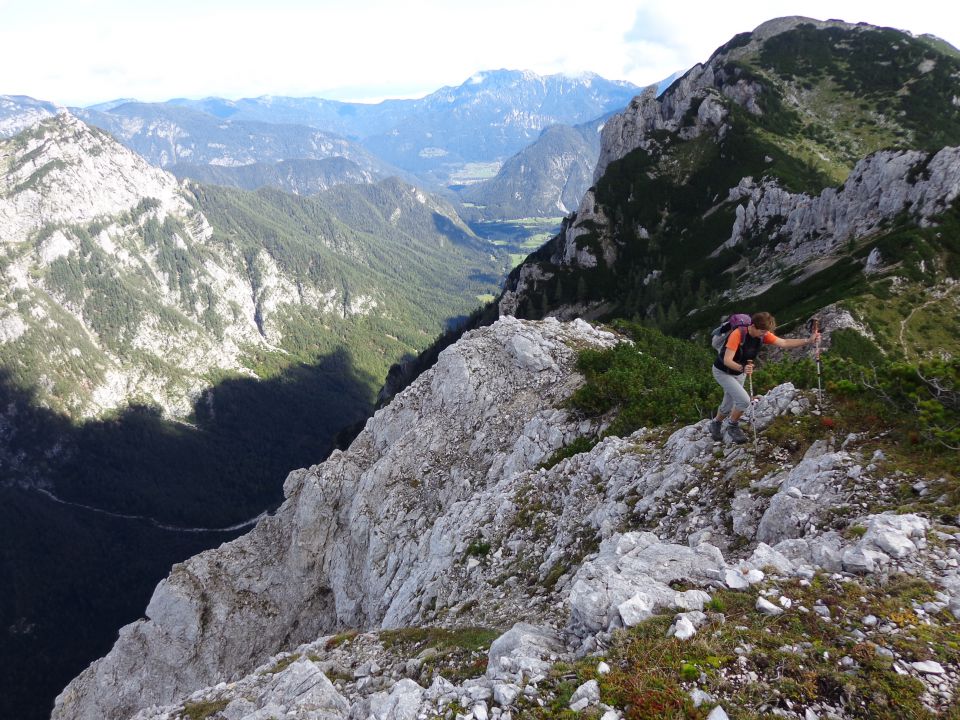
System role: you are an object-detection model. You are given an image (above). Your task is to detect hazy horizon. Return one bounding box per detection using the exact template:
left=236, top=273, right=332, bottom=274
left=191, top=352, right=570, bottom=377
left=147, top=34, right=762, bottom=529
left=2, top=0, right=958, bottom=107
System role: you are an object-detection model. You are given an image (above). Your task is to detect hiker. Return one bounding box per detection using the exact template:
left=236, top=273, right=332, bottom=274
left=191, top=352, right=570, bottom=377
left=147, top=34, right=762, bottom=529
left=708, top=312, right=820, bottom=444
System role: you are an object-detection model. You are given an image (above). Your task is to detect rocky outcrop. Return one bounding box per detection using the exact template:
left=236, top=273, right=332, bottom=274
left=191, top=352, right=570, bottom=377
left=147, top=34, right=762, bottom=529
left=719, top=147, right=960, bottom=267
left=52, top=317, right=619, bottom=720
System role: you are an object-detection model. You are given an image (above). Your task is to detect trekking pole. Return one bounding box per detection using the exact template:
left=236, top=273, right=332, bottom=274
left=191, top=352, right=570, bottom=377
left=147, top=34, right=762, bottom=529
left=809, top=318, right=822, bottom=408
left=747, top=361, right=758, bottom=453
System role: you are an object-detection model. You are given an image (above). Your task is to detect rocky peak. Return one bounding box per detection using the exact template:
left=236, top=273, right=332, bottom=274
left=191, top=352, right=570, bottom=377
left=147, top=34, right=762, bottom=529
left=0, top=112, right=201, bottom=245
left=593, top=17, right=866, bottom=183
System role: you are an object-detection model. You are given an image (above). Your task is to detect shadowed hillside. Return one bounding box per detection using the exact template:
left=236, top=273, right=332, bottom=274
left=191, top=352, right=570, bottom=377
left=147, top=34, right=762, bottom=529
left=0, top=349, right=376, bottom=720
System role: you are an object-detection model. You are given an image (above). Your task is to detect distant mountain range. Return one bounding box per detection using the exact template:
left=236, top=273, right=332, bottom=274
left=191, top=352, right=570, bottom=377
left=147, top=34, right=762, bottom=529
left=1, top=70, right=645, bottom=192
left=458, top=117, right=605, bottom=219
left=72, top=102, right=403, bottom=175
left=164, top=70, right=640, bottom=170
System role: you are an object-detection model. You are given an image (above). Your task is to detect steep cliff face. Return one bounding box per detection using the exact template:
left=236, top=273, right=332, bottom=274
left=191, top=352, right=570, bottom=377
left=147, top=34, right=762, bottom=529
left=54, top=317, right=960, bottom=720
left=0, top=113, right=255, bottom=417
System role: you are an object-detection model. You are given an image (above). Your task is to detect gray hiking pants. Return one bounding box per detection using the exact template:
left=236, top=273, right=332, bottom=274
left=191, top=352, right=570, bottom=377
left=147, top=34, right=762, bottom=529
left=712, top=365, right=750, bottom=415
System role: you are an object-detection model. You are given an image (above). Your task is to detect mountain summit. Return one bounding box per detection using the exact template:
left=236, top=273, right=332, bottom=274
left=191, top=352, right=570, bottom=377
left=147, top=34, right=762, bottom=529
left=498, top=17, right=960, bottom=360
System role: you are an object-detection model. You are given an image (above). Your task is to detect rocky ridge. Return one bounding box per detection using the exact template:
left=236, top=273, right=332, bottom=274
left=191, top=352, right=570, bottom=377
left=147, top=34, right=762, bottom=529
left=715, top=146, right=960, bottom=292
left=0, top=113, right=199, bottom=244
left=591, top=17, right=848, bottom=184
left=54, top=317, right=960, bottom=720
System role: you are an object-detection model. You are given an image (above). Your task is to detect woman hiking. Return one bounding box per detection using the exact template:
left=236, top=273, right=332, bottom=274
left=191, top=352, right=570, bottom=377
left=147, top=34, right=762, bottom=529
left=709, top=312, right=819, bottom=444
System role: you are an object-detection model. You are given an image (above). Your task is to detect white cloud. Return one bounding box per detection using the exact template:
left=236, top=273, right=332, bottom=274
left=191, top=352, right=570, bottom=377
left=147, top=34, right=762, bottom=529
left=1, top=0, right=958, bottom=105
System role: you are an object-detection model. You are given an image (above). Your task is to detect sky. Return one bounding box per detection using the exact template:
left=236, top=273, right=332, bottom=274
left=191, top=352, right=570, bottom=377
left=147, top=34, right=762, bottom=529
left=2, top=0, right=959, bottom=107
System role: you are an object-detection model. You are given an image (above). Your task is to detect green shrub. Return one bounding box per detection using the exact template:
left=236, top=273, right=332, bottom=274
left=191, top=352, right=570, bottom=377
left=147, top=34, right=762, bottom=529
left=539, top=436, right=599, bottom=470
left=465, top=540, right=491, bottom=558
left=569, top=322, right=720, bottom=437
left=181, top=699, right=229, bottom=720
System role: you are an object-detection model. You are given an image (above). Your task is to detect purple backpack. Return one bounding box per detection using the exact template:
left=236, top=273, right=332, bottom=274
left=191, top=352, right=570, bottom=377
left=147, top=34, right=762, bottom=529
left=710, top=313, right=752, bottom=352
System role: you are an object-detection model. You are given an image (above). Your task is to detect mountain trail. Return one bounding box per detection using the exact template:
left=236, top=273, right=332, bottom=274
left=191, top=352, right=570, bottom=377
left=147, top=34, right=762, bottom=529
left=31, top=486, right=268, bottom=533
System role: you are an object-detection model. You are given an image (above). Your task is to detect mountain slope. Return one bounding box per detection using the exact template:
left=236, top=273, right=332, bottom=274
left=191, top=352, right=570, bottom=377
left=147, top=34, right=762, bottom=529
left=459, top=119, right=603, bottom=218
left=169, top=156, right=376, bottom=194
left=0, top=113, right=504, bottom=420
left=497, top=18, right=960, bottom=360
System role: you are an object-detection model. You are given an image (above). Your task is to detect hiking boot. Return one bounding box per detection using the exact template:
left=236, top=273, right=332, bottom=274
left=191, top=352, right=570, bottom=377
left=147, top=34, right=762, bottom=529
left=723, top=422, right=748, bottom=444
left=708, top=420, right=723, bottom=442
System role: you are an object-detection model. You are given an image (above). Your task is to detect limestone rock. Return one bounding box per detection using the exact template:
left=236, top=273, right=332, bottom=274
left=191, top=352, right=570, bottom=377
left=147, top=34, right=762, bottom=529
left=369, top=679, right=424, bottom=720
left=859, top=513, right=928, bottom=559
left=748, top=543, right=795, bottom=575
left=706, top=706, right=730, bottom=720
left=616, top=593, right=654, bottom=627
left=569, top=680, right=600, bottom=711
left=756, top=597, right=783, bottom=616
left=756, top=443, right=850, bottom=544
left=667, top=614, right=698, bottom=640
left=487, top=623, right=565, bottom=682
left=568, top=532, right=725, bottom=633
left=52, top=318, right=617, bottom=720
left=713, top=147, right=960, bottom=299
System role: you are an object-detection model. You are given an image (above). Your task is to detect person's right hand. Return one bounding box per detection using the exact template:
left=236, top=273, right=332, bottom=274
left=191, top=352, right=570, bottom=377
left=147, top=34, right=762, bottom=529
left=744, top=360, right=754, bottom=375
